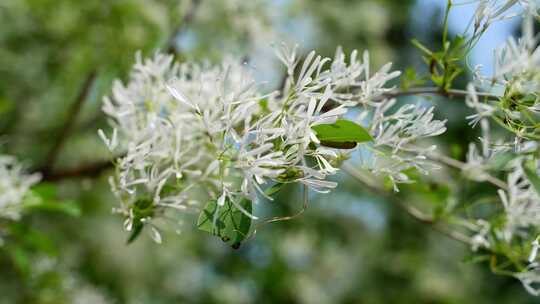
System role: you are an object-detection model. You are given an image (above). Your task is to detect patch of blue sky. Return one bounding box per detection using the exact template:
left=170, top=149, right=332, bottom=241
left=413, top=0, right=521, bottom=76
left=311, top=189, right=387, bottom=231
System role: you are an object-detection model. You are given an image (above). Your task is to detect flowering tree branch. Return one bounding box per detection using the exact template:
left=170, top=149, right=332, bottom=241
left=5, top=0, right=540, bottom=296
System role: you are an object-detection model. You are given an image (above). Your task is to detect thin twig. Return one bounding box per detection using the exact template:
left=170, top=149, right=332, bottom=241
left=342, top=164, right=434, bottom=223
left=376, top=87, right=500, bottom=101
left=427, top=152, right=508, bottom=190
left=244, top=184, right=309, bottom=243
left=41, top=71, right=97, bottom=175
left=43, top=158, right=114, bottom=181
left=341, top=163, right=473, bottom=246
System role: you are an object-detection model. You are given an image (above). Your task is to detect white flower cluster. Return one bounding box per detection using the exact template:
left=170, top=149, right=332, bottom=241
left=498, top=162, right=540, bottom=235
left=464, top=5, right=540, bottom=294
left=0, top=154, right=41, bottom=220
left=277, top=45, right=447, bottom=191
left=473, top=3, right=540, bottom=94
left=471, top=0, right=538, bottom=37
left=465, top=87, right=540, bottom=293
left=368, top=99, right=447, bottom=189
left=101, top=45, right=447, bottom=242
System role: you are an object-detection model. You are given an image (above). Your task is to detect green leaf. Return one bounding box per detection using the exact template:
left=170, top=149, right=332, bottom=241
left=312, top=119, right=372, bottom=149
left=0, top=98, right=14, bottom=115
left=9, top=246, right=30, bottom=275
left=7, top=222, right=56, bottom=255
left=197, top=197, right=252, bottom=248
left=411, top=39, right=433, bottom=56
left=265, top=183, right=284, bottom=197
left=277, top=167, right=304, bottom=182
left=26, top=200, right=81, bottom=217
left=127, top=223, right=144, bottom=244
left=23, top=183, right=81, bottom=217
left=524, top=160, right=540, bottom=196
left=31, top=183, right=57, bottom=200
left=126, top=197, right=155, bottom=244
left=258, top=98, right=269, bottom=113
left=401, top=67, right=425, bottom=90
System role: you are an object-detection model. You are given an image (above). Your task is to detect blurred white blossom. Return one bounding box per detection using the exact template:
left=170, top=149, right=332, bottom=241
left=457, top=6, right=540, bottom=295
left=471, top=0, right=538, bottom=37
left=0, top=154, right=41, bottom=220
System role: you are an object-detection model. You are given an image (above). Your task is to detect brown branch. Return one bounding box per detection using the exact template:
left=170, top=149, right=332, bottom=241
left=43, top=158, right=114, bottom=181
left=427, top=152, right=508, bottom=190
left=376, top=87, right=500, bottom=101
left=341, top=163, right=473, bottom=246
left=41, top=71, right=97, bottom=174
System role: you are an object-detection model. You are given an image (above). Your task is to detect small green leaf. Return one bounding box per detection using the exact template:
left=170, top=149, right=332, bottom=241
left=312, top=119, right=372, bottom=149
left=127, top=223, right=144, bottom=244
left=0, top=97, right=13, bottom=115
left=9, top=246, right=30, bottom=275
left=26, top=200, right=81, bottom=217
left=197, top=198, right=252, bottom=248
left=277, top=167, right=304, bottom=182
left=125, top=197, right=155, bottom=244
left=23, top=183, right=81, bottom=217
left=462, top=253, right=491, bottom=265
left=31, top=183, right=57, bottom=200
left=401, top=67, right=425, bottom=90
left=524, top=160, right=540, bottom=196
left=265, top=183, right=284, bottom=196
left=411, top=39, right=433, bottom=56
left=258, top=98, right=269, bottom=113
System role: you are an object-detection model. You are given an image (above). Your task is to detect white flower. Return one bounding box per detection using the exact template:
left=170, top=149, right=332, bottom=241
left=474, top=4, right=540, bottom=94
left=471, top=0, right=536, bottom=36
left=496, top=160, right=540, bottom=241
left=0, top=155, right=41, bottom=221
left=465, top=84, right=496, bottom=128
left=461, top=219, right=493, bottom=251
left=362, top=98, right=447, bottom=190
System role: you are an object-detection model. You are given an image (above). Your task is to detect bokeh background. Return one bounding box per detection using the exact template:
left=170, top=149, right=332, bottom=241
left=0, top=0, right=536, bottom=303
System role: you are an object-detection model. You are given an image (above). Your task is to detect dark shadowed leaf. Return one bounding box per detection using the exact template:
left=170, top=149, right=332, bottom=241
left=197, top=197, right=252, bottom=248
